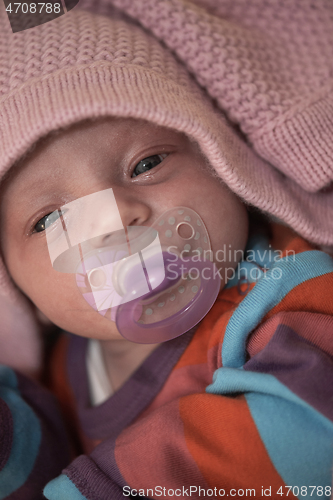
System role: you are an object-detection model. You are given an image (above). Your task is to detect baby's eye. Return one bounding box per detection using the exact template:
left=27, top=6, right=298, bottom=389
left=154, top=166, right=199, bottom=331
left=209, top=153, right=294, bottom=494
left=132, top=154, right=167, bottom=178
left=34, top=210, right=61, bottom=233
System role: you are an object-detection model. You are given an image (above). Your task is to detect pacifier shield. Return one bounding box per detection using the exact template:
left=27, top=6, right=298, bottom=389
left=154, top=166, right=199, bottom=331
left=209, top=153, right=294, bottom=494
left=115, top=207, right=221, bottom=343
left=44, top=188, right=221, bottom=344
left=121, top=208, right=211, bottom=324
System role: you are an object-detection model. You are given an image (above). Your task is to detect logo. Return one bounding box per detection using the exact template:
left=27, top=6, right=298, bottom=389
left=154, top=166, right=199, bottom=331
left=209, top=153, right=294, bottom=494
left=3, top=0, right=80, bottom=33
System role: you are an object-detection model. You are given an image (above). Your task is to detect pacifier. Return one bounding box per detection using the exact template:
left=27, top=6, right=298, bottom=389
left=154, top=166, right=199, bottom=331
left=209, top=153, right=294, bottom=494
left=45, top=188, right=221, bottom=344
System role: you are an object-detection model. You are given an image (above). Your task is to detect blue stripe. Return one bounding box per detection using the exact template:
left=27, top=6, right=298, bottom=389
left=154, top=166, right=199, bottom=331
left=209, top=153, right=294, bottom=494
left=207, top=368, right=333, bottom=496
left=225, top=234, right=280, bottom=289
left=0, top=366, right=42, bottom=499
left=44, top=475, right=88, bottom=500
left=244, top=236, right=281, bottom=268
left=222, top=250, right=333, bottom=368
left=225, top=260, right=267, bottom=288
left=0, top=364, right=18, bottom=390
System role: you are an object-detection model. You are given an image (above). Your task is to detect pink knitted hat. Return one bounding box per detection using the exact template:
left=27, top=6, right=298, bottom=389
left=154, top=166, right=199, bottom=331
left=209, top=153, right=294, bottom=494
left=0, top=0, right=332, bottom=308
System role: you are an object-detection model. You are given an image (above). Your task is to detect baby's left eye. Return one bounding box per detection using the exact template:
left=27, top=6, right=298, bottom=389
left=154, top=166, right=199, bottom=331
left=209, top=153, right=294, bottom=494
left=132, top=154, right=167, bottom=178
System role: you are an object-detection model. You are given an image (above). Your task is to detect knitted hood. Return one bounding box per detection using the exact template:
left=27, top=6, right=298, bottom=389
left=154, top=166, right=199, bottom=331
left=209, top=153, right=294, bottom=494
left=110, top=0, right=333, bottom=194
left=0, top=0, right=332, bottom=306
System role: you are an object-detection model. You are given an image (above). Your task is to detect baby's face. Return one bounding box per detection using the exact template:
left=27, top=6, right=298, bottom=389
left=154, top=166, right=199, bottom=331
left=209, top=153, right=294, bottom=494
left=0, top=118, right=248, bottom=341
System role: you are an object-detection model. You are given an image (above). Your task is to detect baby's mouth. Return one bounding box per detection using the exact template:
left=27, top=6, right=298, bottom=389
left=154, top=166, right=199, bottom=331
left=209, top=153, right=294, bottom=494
left=44, top=187, right=220, bottom=343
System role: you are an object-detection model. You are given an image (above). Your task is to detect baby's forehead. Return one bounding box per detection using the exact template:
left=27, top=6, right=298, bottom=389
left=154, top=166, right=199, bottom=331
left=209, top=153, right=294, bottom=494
left=40, top=116, right=185, bottom=147
left=0, top=117, right=192, bottom=204
left=0, top=122, right=86, bottom=197
left=15, top=116, right=187, bottom=166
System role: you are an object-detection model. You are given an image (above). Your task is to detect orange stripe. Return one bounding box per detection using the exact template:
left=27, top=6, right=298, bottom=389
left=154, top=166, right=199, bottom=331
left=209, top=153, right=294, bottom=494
left=139, top=363, right=212, bottom=419
left=175, top=228, right=312, bottom=372
left=247, top=311, right=333, bottom=358
left=116, top=399, right=208, bottom=492
left=264, top=273, right=333, bottom=323
left=180, top=393, right=294, bottom=495
left=176, top=287, right=250, bottom=370
left=280, top=236, right=314, bottom=257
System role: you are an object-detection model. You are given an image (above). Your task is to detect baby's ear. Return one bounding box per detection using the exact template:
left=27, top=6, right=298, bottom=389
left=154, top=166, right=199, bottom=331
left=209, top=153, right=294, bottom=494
left=0, top=293, right=43, bottom=379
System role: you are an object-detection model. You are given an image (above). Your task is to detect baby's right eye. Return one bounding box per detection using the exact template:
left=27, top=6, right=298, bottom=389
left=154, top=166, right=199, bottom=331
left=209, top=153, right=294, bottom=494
left=34, top=211, right=61, bottom=233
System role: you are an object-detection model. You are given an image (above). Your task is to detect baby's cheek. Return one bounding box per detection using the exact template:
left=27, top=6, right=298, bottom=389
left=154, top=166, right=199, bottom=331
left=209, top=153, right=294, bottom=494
left=21, top=269, right=72, bottom=317
left=210, top=205, right=249, bottom=276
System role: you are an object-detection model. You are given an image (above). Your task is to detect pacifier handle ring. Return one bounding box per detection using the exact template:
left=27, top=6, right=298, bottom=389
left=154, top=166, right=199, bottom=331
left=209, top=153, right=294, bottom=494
left=115, top=254, right=221, bottom=344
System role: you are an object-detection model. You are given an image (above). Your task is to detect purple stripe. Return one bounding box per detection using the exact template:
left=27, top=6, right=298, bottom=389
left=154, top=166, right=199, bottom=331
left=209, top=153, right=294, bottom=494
left=244, top=323, right=333, bottom=421
left=9, top=432, right=68, bottom=500
left=0, top=398, right=13, bottom=473
left=67, top=328, right=196, bottom=440
left=64, top=454, right=149, bottom=500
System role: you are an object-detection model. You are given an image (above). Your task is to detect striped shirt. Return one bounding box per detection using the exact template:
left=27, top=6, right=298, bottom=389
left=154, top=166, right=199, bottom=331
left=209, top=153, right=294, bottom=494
left=0, top=222, right=332, bottom=499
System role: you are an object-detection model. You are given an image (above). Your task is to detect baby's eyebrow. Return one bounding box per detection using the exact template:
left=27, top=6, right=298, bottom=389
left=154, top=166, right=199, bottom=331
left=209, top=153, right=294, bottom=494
left=15, top=186, right=70, bottom=218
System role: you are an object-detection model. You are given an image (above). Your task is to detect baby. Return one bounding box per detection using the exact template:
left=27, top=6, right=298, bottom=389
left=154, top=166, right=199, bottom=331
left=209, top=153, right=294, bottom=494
left=0, top=1, right=333, bottom=499
left=1, top=116, right=248, bottom=390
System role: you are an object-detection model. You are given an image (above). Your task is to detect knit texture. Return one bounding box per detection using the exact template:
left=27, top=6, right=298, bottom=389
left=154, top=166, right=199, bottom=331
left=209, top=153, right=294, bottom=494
left=0, top=0, right=332, bottom=308
left=106, top=0, right=333, bottom=192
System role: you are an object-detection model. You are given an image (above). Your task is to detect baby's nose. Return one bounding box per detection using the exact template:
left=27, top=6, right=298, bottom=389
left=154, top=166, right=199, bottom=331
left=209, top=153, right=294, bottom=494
left=112, top=187, right=151, bottom=229
left=60, top=188, right=151, bottom=256
left=85, top=228, right=128, bottom=252
left=64, top=189, right=124, bottom=249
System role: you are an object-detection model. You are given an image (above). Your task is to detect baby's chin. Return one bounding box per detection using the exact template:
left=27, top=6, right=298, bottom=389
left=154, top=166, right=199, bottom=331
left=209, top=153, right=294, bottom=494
left=76, top=318, right=125, bottom=341
left=42, top=305, right=124, bottom=341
